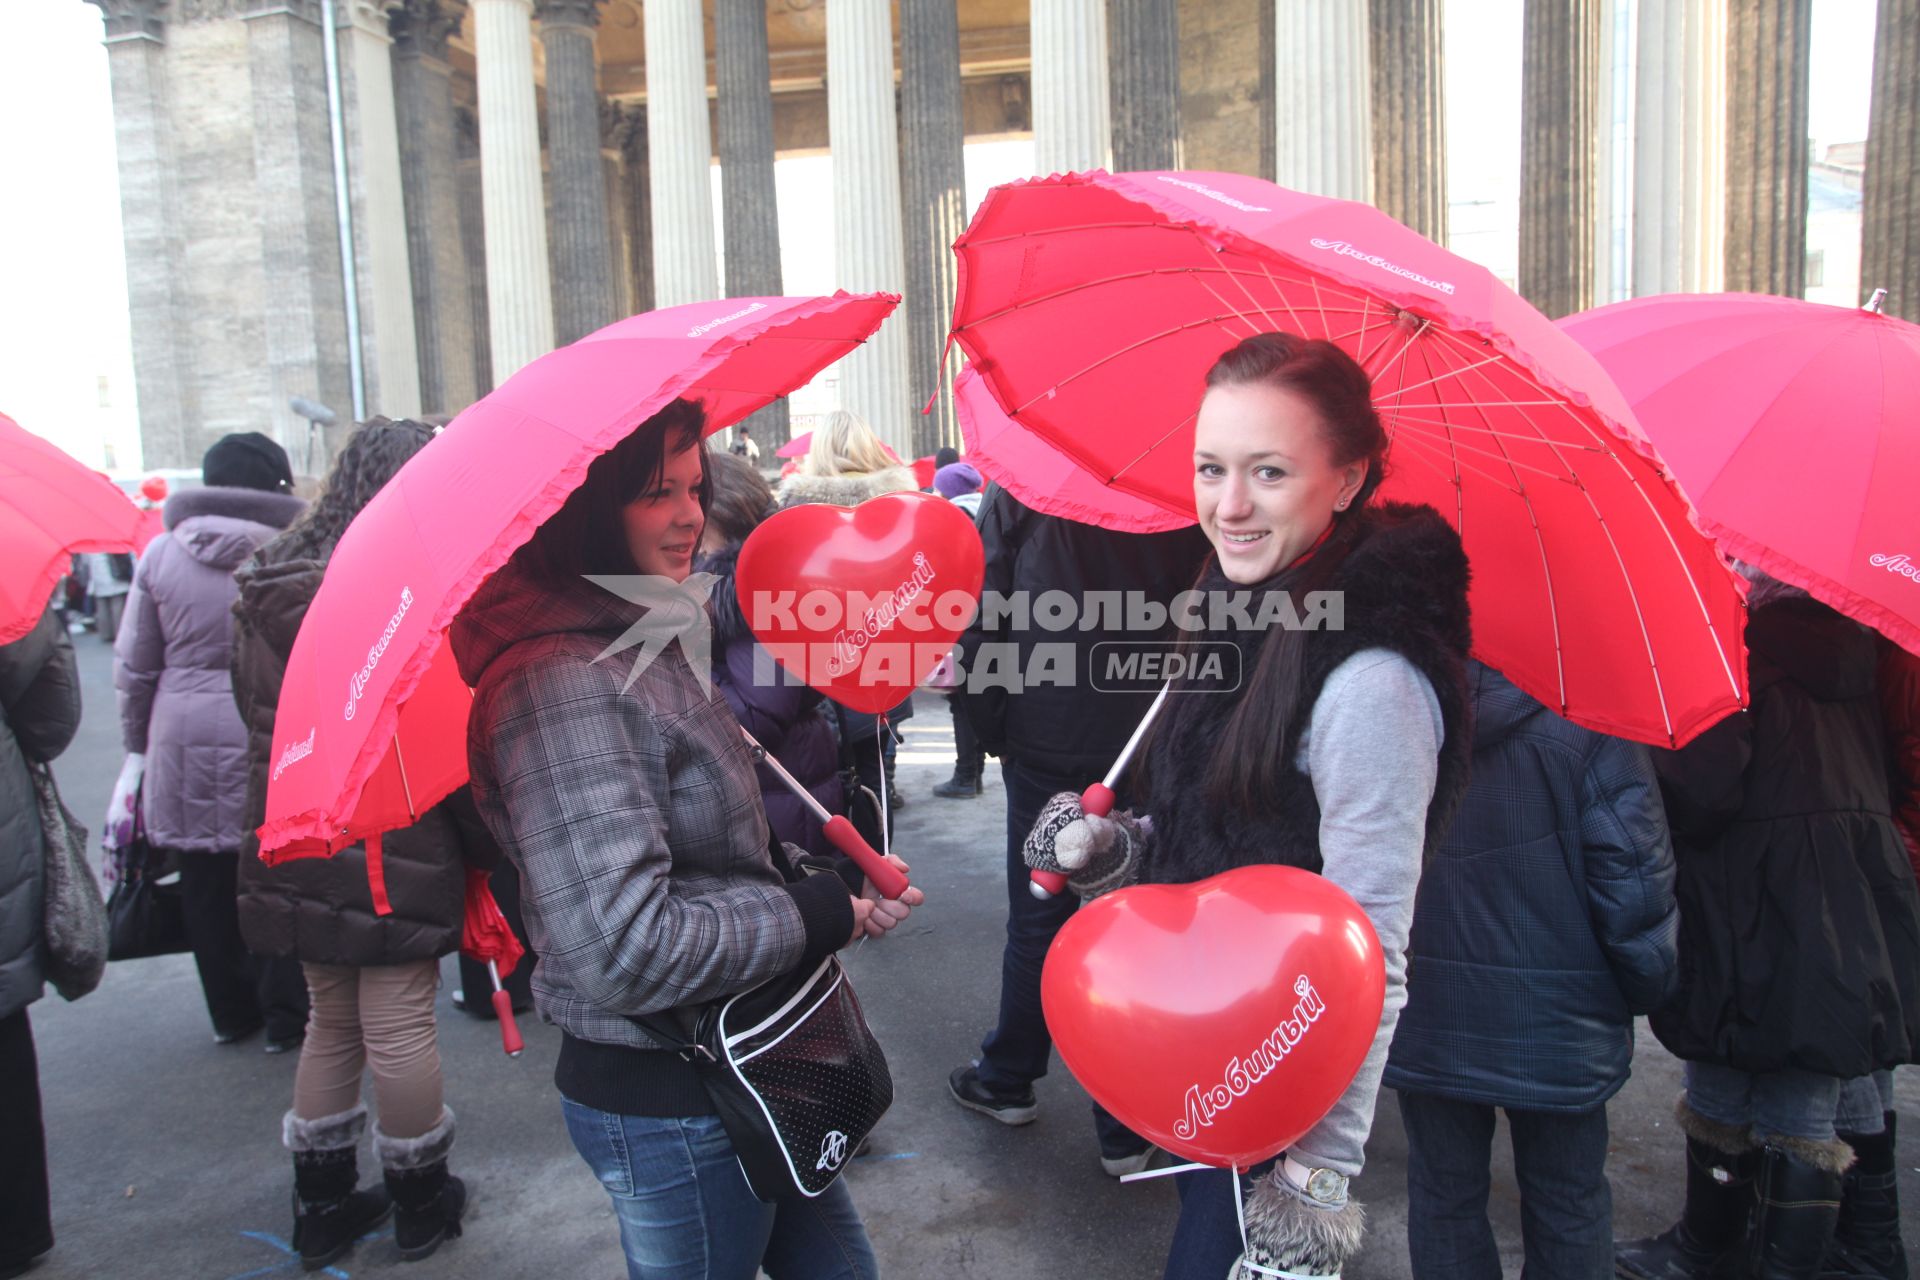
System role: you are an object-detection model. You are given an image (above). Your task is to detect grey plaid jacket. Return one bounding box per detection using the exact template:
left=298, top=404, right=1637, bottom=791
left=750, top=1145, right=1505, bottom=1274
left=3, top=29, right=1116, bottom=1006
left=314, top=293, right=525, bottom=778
left=453, top=561, right=853, bottom=1051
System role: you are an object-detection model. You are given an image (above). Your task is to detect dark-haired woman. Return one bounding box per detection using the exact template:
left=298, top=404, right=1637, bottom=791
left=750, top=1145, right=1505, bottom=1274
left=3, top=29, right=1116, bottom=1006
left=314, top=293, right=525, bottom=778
left=233, top=418, right=495, bottom=1268
left=1022, top=335, right=1473, bottom=1280
left=698, top=449, right=846, bottom=858
left=451, top=400, right=921, bottom=1280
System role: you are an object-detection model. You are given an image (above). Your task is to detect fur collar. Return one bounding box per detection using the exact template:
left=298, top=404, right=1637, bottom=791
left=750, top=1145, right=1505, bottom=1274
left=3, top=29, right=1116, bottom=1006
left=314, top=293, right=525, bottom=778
left=163, top=485, right=305, bottom=532
left=774, top=466, right=918, bottom=509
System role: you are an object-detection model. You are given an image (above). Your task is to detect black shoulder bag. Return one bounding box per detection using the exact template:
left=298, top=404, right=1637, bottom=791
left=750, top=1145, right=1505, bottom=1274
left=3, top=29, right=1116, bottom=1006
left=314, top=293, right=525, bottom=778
left=631, top=954, right=894, bottom=1201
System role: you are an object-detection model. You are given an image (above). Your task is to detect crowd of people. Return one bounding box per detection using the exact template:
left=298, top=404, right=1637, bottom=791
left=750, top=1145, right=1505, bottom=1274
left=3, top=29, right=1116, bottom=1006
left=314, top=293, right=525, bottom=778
left=2, top=332, right=1917, bottom=1280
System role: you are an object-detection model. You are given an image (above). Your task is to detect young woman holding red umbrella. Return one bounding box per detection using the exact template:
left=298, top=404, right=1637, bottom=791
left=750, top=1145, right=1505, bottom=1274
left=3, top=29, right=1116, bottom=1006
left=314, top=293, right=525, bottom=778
left=452, top=400, right=922, bottom=1280
left=1022, top=333, right=1474, bottom=1280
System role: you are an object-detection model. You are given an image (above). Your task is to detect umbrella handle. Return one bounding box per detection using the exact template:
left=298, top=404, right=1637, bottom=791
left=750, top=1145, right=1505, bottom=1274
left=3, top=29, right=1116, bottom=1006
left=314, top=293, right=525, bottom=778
left=488, top=960, right=524, bottom=1058
left=1028, top=783, right=1112, bottom=901
left=821, top=815, right=910, bottom=900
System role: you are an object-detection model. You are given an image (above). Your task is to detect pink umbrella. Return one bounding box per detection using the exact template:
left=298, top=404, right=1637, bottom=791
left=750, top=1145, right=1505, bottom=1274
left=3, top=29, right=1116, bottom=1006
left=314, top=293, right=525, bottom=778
left=0, top=414, right=144, bottom=642
left=949, top=170, right=1748, bottom=747
left=1561, top=292, right=1920, bottom=656
left=954, top=365, right=1192, bottom=532
left=258, top=294, right=899, bottom=870
left=775, top=430, right=812, bottom=458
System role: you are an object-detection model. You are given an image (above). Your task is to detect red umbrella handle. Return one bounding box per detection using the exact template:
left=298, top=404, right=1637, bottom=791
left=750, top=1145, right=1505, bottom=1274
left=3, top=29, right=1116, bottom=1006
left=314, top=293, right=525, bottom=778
left=488, top=960, right=523, bottom=1058
left=1028, top=783, right=1114, bottom=901
left=821, top=816, right=910, bottom=900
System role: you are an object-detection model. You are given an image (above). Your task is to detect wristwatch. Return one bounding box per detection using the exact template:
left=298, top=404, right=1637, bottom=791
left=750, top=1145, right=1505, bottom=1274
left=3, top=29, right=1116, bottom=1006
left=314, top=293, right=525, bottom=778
left=1282, top=1153, right=1349, bottom=1206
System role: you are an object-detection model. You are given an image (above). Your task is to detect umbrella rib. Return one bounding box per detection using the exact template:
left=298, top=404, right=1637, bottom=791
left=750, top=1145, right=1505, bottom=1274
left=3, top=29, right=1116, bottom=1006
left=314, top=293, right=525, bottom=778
left=954, top=265, right=1378, bottom=333
left=1188, top=227, right=1284, bottom=339
left=1373, top=350, right=1507, bottom=402
left=1006, top=312, right=1294, bottom=415
left=1429, top=326, right=1745, bottom=710
left=1391, top=422, right=1586, bottom=485
left=391, top=734, right=418, bottom=822
left=1388, top=426, right=1528, bottom=495
left=1253, top=259, right=1317, bottom=337
left=1108, top=409, right=1202, bottom=487
left=1389, top=415, right=1605, bottom=455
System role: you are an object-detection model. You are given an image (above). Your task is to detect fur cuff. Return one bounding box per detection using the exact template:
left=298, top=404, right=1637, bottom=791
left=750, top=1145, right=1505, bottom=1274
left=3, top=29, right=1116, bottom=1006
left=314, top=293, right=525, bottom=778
left=1675, top=1093, right=1757, bottom=1157
left=1763, top=1133, right=1856, bottom=1176
left=1234, top=1172, right=1366, bottom=1278
left=283, top=1104, right=369, bottom=1154
left=373, top=1106, right=456, bottom=1172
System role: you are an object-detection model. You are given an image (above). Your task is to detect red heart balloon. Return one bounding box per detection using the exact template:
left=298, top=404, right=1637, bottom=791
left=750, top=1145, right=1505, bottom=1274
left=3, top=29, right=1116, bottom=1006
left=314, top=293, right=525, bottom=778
left=735, top=491, right=985, bottom=714
left=1042, top=865, right=1385, bottom=1168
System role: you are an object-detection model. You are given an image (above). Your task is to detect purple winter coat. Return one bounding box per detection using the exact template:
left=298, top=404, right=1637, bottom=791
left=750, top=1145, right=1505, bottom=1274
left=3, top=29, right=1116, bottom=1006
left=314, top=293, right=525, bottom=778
left=115, top=486, right=305, bottom=851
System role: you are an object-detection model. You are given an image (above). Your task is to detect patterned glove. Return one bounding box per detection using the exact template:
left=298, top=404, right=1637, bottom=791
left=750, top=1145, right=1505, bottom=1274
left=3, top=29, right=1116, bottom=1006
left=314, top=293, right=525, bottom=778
left=1021, top=791, right=1147, bottom=898
left=1229, top=1167, right=1366, bottom=1280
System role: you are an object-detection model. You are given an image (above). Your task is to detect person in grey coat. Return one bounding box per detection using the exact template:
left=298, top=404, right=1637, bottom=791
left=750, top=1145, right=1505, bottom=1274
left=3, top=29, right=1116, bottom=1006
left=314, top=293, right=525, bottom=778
left=110, top=432, right=308, bottom=1047
left=1383, top=659, right=1679, bottom=1280
left=0, top=606, right=82, bottom=1279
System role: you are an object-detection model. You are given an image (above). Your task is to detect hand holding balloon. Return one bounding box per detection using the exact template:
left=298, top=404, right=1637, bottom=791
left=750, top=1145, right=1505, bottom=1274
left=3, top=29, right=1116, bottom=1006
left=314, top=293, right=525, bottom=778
left=1022, top=791, right=1142, bottom=899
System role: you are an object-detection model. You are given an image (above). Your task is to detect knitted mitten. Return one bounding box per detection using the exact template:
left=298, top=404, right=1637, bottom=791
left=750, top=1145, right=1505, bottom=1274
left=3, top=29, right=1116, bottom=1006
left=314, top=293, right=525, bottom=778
left=1022, top=792, right=1147, bottom=898
left=1229, top=1168, right=1366, bottom=1279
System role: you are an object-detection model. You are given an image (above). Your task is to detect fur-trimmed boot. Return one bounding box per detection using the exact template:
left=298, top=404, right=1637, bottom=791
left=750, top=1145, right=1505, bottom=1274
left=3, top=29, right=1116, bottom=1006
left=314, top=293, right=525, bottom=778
left=285, top=1105, right=392, bottom=1273
left=1229, top=1170, right=1367, bottom=1279
left=1825, top=1112, right=1908, bottom=1280
left=376, top=1108, right=464, bottom=1263
left=1616, top=1100, right=1758, bottom=1280
left=1750, top=1135, right=1852, bottom=1280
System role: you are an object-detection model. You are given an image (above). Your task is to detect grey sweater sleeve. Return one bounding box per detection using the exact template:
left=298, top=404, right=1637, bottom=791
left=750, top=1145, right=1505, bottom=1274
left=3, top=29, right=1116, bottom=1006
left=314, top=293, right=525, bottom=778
left=1290, top=648, right=1441, bottom=1178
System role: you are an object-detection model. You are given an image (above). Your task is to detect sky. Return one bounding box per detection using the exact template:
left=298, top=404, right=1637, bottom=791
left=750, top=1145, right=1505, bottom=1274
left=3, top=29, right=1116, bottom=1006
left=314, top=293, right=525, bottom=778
left=0, top=0, right=1883, bottom=470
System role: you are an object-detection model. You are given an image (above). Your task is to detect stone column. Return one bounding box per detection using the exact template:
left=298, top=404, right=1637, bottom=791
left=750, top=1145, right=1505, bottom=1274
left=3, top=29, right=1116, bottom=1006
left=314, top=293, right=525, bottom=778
left=1631, top=0, right=1725, bottom=295
left=827, top=0, right=912, bottom=454
left=1724, top=0, right=1811, bottom=296
left=243, top=0, right=355, bottom=461
left=89, top=0, right=194, bottom=468
left=1519, top=0, right=1600, bottom=318
left=715, top=0, right=785, bottom=445
left=340, top=0, right=423, bottom=417
left=391, top=0, right=477, bottom=414
left=607, top=101, right=654, bottom=314
left=537, top=0, right=617, bottom=344
left=1031, top=0, right=1109, bottom=174
left=1274, top=0, right=1371, bottom=202
left=1108, top=0, right=1179, bottom=171
left=1369, top=0, right=1446, bottom=240
left=644, top=0, right=717, bottom=307
left=472, top=0, right=555, bottom=381
left=455, top=104, right=495, bottom=394
left=900, top=0, right=964, bottom=454
left=599, top=106, right=635, bottom=317
left=1863, top=0, right=1919, bottom=318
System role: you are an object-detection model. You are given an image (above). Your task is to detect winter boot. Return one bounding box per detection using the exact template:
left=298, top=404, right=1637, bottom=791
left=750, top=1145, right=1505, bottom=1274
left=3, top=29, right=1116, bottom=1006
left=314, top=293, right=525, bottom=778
left=1824, top=1112, right=1908, bottom=1279
left=1750, top=1135, right=1852, bottom=1280
left=1616, top=1100, right=1758, bottom=1280
left=932, top=758, right=983, bottom=798
left=376, top=1108, right=465, bottom=1262
left=285, top=1105, right=392, bottom=1273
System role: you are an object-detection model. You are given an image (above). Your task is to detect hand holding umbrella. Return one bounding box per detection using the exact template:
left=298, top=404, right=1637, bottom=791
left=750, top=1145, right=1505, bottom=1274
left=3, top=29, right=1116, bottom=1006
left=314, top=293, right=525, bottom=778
left=1032, top=681, right=1172, bottom=900
left=462, top=869, right=526, bottom=1057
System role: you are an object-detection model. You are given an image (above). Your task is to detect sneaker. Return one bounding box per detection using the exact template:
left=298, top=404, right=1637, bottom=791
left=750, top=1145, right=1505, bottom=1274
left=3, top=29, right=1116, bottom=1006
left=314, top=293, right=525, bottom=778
left=264, top=1032, right=305, bottom=1055
left=213, top=1021, right=263, bottom=1046
left=948, top=1064, right=1038, bottom=1126
left=1100, top=1145, right=1160, bottom=1178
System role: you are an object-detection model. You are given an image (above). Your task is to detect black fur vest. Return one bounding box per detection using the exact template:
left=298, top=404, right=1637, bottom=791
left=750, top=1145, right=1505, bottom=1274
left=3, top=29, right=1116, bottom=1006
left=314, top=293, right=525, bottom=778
left=1136, top=502, right=1474, bottom=885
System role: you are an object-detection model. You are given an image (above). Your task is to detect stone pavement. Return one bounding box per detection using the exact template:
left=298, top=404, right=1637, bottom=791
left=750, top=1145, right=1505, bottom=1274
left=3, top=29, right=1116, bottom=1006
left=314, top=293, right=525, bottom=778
left=26, top=634, right=1920, bottom=1279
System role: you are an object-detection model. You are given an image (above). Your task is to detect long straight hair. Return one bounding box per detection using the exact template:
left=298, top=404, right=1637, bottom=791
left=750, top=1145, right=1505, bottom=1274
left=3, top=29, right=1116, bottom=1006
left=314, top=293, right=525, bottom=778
left=1136, top=333, right=1390, bottom=814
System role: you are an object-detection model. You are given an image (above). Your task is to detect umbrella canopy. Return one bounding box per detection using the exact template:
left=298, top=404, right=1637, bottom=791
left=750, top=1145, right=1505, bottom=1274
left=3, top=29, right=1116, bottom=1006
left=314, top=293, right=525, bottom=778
left=0, top=413, right=144, bottom=643
left=259, top=293, right=898, bottom=860
left=955, top=364, right=1192, bottom=532
left=1561, top=293, right=1920, bottom=657
left=776, top=430, right=812, bottom=458
left=462, top=868, right=525, bottom=977
left=949, top=170, right=1747, bottom=747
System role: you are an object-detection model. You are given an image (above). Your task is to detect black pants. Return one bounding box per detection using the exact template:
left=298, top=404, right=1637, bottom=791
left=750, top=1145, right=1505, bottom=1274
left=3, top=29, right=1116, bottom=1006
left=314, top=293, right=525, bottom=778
left=945, top=692, right=985, bottom=779
left=176, top=850, right=308, bottom=1041
left=457, top=859, right=535, bottom=1013
left=0, top=1007, right=52, bottom=1270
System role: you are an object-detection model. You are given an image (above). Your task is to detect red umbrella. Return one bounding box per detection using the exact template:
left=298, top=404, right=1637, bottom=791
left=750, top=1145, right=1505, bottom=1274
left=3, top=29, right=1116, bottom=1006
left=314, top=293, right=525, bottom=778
left=955, top=364, right=1191, bottom=532
left=911, top=455, right=938, bottom=489
left=463, top=869, right=526, bottom=1057
left=1561, top=293, right=1920, bottom=657
left=775, top=430, right=812, bottom=458
left=257, top=293, right=901, bottom=883
left=0, top=414, right=144, bottom=642
left=949, top=170, right=1747, bottom=747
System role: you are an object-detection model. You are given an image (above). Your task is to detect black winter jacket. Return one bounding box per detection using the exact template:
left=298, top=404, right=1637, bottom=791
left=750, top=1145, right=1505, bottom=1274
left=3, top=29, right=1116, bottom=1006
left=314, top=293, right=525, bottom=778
left=0, top=609, right=81, bottom=1019
left=956, top=483, right=1210, bottom=781
left=1383, top=661, right=1678, bottom=1111
left=231, top=543, right=500, bottom=966
left=1650, top=593, right=1920, bottom=1077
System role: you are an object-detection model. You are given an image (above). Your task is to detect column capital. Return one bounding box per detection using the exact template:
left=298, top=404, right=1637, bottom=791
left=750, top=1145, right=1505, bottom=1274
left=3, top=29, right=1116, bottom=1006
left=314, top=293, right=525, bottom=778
left=601, top=98, right=645, bottom=154
left=534, top=0, right=600, bottom=31
left=237, top=0, right=325, bottom=25
left=86, top=0, right=168, bottom=41
left=389, top=0, right=465, bottom=58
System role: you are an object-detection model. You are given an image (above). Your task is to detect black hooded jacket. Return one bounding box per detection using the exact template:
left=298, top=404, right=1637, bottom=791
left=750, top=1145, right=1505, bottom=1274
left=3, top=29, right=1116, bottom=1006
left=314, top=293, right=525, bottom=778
left=1649, top=593, right=1920, bottom=1076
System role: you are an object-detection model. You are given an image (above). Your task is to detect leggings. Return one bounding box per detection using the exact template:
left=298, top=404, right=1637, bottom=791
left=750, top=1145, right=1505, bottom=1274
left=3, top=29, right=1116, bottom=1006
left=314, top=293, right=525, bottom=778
left=292, top=960, right=444, bottom=1138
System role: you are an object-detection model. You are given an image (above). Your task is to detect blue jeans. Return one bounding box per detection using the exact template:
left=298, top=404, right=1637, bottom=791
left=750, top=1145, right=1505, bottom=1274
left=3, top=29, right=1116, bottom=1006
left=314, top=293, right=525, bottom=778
left=1835, top=1070, right=1894, bottom=1134
left=1398, top=1092, right=1613, bottom=1280
left=1684, top=1061, right=1844, bottom=1144
left=975, top=758, right=1143, bottom=1158
left=1162, top=1160, right=1278, bottom=1280
left=562, top=1100, right=878, bottom=1280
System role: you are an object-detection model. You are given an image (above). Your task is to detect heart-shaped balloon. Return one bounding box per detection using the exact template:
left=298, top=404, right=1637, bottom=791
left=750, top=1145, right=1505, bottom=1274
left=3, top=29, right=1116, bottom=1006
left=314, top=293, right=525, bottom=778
left=1042, top=865, right=1385, bottom=1168
left=736, top=490, right=985, bottom=714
